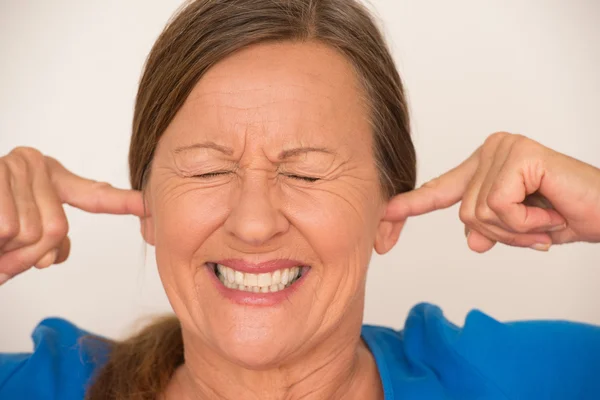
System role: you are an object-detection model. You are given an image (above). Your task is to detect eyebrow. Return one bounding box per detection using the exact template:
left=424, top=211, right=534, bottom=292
left=173, top=142, right=334, bottom=159
left=173, top=141, right=234, bottom=156
left=278, top=147, right=335, bottom=160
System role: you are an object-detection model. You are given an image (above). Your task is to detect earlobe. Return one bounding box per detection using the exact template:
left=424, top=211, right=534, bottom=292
left=139, top=194, right=156, bottom=246
left=140, top=215, right=156, bottom=246
left=374, top=196, right=407, bottom=254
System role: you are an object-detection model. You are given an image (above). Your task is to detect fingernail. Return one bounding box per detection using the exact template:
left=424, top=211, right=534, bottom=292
left=548, top=223, right=567, bottom=232
left=531, top=243, right=551, bottom=252
left=0, top=273, right=10, bottom=286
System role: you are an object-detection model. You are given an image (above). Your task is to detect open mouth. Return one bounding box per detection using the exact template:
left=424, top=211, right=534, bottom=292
left=208, top=262, right=307, bottom=293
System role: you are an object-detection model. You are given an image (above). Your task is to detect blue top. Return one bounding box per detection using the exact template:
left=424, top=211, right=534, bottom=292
left=2, top=303, right=600, bottom=400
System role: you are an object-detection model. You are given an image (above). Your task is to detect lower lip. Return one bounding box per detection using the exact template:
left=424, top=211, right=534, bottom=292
left=204, top=264, right=309, bottom=306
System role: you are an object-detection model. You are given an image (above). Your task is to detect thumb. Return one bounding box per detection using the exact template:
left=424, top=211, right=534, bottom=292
left=46, top=157, right=148, bottom=217
left=385, top=149, right=480, bottom=220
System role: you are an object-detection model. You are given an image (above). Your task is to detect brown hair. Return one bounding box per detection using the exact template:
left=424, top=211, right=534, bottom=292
left=86, top=0, right=416, bottom=398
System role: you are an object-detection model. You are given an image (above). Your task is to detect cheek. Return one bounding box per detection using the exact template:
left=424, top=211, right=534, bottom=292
left=283, top=185, right=378, bottom=268
left=153, top=183, right=232, bottom=265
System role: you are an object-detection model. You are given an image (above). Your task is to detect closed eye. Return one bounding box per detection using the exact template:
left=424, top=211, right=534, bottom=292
left=284, top=174, right=320, bottom=182
left=194, top=171, right=231, bottom=179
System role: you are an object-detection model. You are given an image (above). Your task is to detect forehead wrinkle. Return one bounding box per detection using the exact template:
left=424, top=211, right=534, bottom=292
left=181, top=93, right=338, bottom=135
left=172, top=96, right=362, bottom=163
left=186, top=88, right=336, bottom=114
left=184, top=72, right=356, bottom=130
left=189, top=65, right=338, bottom=103
left=212, top=101, right=331, bottom=140
left=170, top=50, right=369, bottom=163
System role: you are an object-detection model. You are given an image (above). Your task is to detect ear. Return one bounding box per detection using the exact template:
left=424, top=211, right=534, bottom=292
left=374, top=196, right=407, bottom=255
left=140, top=192, right=156, bottom=246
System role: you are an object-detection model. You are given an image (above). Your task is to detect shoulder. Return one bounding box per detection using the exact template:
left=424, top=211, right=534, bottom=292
left=362, top=303, right=600, bottom=400
left=0, top=318, right=111, bottom=400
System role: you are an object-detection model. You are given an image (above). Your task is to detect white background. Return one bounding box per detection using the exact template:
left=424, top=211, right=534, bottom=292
left=1, top=0, right=599, bottom=352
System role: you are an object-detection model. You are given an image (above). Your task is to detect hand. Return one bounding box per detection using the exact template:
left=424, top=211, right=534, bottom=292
left=0, top=147, right=146, bottom=285
left=387, top=132, right=600, bottom=253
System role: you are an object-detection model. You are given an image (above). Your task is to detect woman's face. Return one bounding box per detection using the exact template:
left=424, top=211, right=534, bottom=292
left=143, top=41, right=401, bottom=367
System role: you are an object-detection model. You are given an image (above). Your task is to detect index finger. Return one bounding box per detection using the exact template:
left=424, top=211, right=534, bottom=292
left=45, top=157, right=148, bottom=217
left=385, top=149, right=480, bottom=220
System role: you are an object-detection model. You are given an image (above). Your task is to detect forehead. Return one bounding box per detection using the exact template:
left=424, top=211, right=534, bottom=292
left=168, top=41, right=371, bottom=148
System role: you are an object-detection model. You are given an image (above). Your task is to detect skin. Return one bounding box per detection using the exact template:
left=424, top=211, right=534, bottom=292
left=143, top=41, right=391, bottom=399
left=388, top=132, right=600, bottom=250
left=0, top=41, right=599, bottom=399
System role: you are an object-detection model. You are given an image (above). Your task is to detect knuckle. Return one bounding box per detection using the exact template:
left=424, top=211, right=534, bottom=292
left=6, top=148, right=47, bottom=176
left=484, top=131, right=511, bottom=147
left=510, top=135, right=540, bottom=156
left=511, top=134, right=530, bottom=145
left=5, top=153, right=29, bottom=175
left=18, top=223, right=43, bottom=244
left=28, top=153, right=47, bottom=171
left=90, top=182, right=113, bottom=212
left=0, top=218, right=19, bottom=239
left=486, top=191, right=504, bottom=212
left=43, top=155, right=60, bottom=171
left=10, top=146, right=43, bottom=161
left=458, top=204, right=474, bottom=225
left=475, top=204, right=494, bottom=223
left=45, top=218, right=69, bottom=240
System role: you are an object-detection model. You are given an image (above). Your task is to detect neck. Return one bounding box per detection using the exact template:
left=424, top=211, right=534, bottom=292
left=164, top=315, right=383, bottom=400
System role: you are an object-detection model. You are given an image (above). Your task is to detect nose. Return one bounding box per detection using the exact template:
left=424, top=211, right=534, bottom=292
left=224, top=175, right=289, bottom=246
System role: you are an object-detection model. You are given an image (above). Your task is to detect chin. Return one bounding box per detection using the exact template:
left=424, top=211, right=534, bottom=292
left=184, top=261, right=319, bottom=368
left=212, top=322, right=297, bottom=369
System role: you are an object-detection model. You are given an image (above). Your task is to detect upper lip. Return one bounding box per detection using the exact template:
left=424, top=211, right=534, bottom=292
left=210, top=259, right=308, bottom=274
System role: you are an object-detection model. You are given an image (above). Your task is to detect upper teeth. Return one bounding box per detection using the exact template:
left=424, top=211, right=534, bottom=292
left=215, top=264, right=302, bottom=293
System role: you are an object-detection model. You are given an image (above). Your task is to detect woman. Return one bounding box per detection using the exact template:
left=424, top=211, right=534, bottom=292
left=1, top=0, right=599, bottom=399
